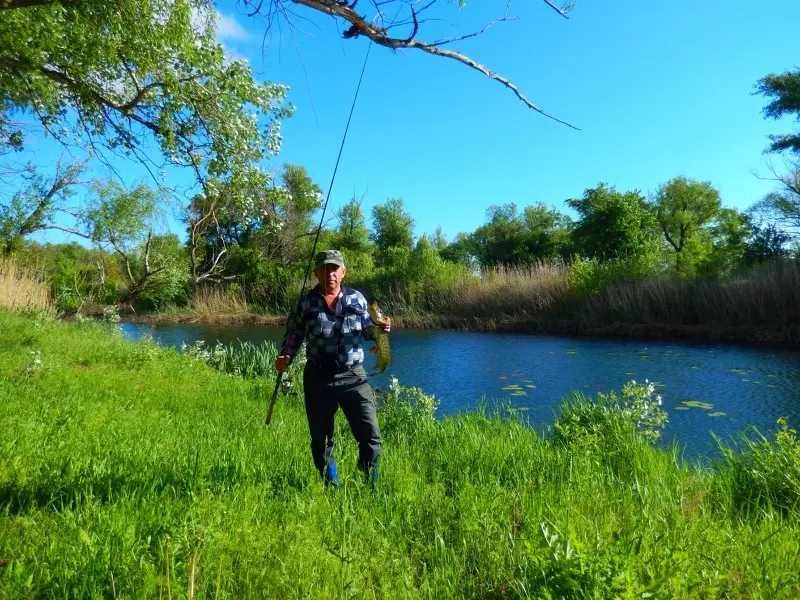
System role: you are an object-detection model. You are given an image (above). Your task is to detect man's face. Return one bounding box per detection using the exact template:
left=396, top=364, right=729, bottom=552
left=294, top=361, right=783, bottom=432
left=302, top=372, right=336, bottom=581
left=315, top=263, right=346, bottom=293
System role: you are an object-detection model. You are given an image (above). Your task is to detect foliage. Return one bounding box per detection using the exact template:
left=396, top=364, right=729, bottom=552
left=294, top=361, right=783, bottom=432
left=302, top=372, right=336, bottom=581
left=377, top=376, right=439, bottom=441
left=566, top=183, right=662, bottom=263
left=715, top=417, right=800, bottom=515
left=0, top=160, right=85, bottom=255
left=470, top=202, right=571, bottom=268
left=744, top=223, right=792, bottom=265
left=700, top=208, right=754, bottom=276
left=0, top=0, right=290, bottom=196
left=371, top=198, right=414, bottom=269
left=756, top=68, right=800, bottom=156
left=135, top=234, right=189, bottom=310
left=652, top=177, right=721, bottom=274
left=553, top=380, right=668, bottom=450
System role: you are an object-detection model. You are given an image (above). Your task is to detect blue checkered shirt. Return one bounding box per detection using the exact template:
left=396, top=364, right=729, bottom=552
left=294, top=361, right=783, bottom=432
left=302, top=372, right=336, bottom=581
left=280, top=286, right=374, bottom=367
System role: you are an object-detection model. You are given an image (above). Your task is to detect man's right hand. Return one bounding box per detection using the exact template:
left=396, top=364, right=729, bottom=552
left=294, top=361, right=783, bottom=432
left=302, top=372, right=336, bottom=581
left=275, top=354, right=291, bottom=373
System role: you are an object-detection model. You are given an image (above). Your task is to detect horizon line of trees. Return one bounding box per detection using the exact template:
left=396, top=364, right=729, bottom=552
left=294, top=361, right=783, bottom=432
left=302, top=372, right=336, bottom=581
left=5, top=165, right=799, bottom=314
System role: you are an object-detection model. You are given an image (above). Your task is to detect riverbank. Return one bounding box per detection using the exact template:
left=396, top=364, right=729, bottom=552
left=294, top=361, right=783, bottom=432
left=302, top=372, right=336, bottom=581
left=126, top=309, right=800, bottom=346
left=2, top=310, right=800, bottom=598
left=124, top=261, right=800, bottom=345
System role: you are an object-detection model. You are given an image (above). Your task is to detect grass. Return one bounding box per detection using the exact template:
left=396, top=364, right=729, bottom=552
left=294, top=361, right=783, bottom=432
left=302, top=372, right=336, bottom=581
left=0, top=258, right=53, bottom=315
left=2, top=311, right=800, bottom=598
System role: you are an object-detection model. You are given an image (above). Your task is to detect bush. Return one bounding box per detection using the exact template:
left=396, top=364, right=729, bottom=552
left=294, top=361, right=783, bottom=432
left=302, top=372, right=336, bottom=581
left=553, top=380, right=668, bottom=450
left=377, top=377, right=439, bottom=441
left=715, top=417, right=800, bottom=515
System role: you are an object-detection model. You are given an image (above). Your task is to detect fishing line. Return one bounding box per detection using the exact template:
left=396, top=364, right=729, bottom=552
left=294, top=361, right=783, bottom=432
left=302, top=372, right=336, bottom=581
left=266, top=37, right=375, bottom=425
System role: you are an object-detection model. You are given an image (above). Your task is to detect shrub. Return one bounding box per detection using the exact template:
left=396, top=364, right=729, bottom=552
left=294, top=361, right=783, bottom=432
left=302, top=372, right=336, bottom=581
left=553, top=380, right=668, bottom=450
left=377, top=377, right=439, bottom=441
left=715, top=417, right=800, bottom=515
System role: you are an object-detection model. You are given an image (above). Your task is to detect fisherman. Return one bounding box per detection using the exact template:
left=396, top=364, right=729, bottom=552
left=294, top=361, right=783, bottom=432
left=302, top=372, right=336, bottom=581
left=275, top=250, right=391, bottom=488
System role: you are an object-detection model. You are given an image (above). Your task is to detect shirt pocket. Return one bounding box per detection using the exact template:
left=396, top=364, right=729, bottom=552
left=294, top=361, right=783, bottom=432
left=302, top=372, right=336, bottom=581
left=343, top=305, right=363, bottom=335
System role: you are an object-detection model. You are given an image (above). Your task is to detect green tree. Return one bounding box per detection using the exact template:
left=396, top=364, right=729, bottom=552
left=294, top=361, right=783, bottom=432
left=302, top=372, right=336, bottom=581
left=756, top=68, right=800, bottom=156
left=332, top=197, right=374, bottom=276
left=84, top=180, right=178, bottom=302
left=440, top=232, right=478, bottom=272
left=744, top=223, right=792, bottom=265
left=0, top=159, right=86, bottom=255
left=0, top=0, right=290, bottom=197
left=700, top=208, right=753, bottom=276
left=269, top=165, right=323, bottom=267
left=567, top=184, right=661, bottom=264
left=652, top=177, right=721, bottom=274
left=470, top=202, right=569, bottom=268
left=371, top=198, right=414, bottom=269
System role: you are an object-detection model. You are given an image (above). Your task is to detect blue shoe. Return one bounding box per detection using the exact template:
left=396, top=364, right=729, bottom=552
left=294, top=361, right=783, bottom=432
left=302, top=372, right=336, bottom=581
left=325, top=463, right=340, bottom=488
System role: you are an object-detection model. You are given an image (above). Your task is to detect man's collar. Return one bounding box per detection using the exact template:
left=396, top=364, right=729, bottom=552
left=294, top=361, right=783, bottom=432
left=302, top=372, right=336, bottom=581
left=310, top=284, right=344, bottom=298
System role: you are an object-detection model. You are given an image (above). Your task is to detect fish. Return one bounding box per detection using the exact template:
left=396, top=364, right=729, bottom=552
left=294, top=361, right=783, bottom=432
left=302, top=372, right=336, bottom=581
left=367, top=300, right=392, bottom=375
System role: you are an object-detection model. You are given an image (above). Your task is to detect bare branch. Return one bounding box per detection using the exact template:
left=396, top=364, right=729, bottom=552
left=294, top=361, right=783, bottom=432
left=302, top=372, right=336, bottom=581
left=431, top=16, right=518, bottom=47
left=248, top=0, right=579, bottom=129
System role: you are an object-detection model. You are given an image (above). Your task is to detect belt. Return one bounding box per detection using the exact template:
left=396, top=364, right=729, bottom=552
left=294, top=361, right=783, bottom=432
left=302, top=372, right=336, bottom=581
left=307, top=357, right=357, bottom=376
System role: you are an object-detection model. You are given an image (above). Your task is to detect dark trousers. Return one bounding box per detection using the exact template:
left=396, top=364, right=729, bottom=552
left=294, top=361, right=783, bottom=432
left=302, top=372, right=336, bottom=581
left=303, top=362, right=382, bottom=482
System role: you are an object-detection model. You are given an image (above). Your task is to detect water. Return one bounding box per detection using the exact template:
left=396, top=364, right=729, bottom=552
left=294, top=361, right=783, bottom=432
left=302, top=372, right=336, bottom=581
left=121, top=322, right=800, bottom=458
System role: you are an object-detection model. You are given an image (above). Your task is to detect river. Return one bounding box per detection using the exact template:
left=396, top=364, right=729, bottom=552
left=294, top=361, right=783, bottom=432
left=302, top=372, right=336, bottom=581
left=121, top=322, right=800, bottom=458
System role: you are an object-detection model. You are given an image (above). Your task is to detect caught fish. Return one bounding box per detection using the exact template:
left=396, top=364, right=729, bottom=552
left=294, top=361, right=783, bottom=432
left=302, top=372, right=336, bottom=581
left=367, top=300, right=392, bottom=375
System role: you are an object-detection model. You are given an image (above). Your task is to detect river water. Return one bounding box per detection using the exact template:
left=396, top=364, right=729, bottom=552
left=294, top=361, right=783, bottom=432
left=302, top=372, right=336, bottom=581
left=121, top=322, right=800, bottom=458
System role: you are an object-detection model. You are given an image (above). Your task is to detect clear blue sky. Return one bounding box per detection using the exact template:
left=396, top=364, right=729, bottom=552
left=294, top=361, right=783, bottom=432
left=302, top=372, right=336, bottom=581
left=25, top=0, right=800, bottom=243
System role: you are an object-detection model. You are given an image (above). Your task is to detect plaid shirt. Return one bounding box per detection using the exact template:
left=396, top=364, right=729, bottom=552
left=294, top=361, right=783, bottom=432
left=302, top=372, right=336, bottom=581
left=280, top=286, right=374, bottom=367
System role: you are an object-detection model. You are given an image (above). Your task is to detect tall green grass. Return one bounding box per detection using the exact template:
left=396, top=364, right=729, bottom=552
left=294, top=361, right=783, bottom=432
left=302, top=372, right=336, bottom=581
left=2, top=311, right=800, bottom=598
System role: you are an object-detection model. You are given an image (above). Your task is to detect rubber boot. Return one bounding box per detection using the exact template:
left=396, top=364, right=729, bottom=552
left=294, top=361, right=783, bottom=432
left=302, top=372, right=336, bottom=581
left=324, top=462, right=340, bottom=488
left=364, top=463, right=378, bottom=491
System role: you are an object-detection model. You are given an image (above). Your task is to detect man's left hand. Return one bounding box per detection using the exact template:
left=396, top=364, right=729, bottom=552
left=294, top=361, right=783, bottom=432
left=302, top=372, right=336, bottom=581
left=382, top=317, right=391, bottom=333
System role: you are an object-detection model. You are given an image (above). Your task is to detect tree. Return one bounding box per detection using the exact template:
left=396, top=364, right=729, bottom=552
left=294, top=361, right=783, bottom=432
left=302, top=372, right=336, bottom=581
left=756, top=68, right=800, bottom=156
left=469, top=202, right=569, bottom=268
left=440, top=232, right=478, bottom=272
left=752, top=160, right=800, bottom=238
left=700, top=208, right=753, bottom=276
left=744, top=223, right=792, bottom=266
left=567, top=184, right=661, bottom=263
left=84, top=180, right=177, bottom=302
left=652, top=177, right=721, bottom=274
left=0, top=158, right=87, bottom=255
left=371, top=198, right=414, bottom=269
left=1, top=0, right=290, bottom=198
left=270, top=165, right=323, bottom=267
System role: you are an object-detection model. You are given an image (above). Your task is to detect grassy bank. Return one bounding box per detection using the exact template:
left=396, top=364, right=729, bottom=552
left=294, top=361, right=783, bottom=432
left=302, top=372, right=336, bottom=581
left=2, top=311, right=800, bottom=598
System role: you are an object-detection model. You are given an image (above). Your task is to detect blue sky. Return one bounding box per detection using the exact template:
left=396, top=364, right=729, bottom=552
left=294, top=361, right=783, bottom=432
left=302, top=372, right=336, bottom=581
left=22, top=0, right=800, bottom=243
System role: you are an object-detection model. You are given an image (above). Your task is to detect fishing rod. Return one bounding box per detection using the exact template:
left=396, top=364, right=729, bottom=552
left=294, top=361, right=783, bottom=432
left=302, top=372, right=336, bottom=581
left=265, top=41, right=375, bottom=425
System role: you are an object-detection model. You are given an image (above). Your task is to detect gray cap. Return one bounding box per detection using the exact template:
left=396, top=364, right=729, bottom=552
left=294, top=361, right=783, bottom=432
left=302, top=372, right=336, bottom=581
left=315, top=249, right=345, bottom=269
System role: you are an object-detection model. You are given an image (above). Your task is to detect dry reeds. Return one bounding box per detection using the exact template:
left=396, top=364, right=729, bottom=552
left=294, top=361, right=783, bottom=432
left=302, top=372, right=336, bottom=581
left=0, top=257, right=52, bottom=314
left=425, top=262, right=572, bottom=317
left=189, top=286, right=251, bottom=319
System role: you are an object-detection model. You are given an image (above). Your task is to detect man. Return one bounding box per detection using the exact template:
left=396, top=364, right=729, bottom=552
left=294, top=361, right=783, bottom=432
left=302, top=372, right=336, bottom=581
left=275, top=250, right=391, bottom=487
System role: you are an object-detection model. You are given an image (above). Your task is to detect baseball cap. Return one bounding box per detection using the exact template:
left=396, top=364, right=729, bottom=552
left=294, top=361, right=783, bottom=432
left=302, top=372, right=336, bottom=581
left=315, top=249, right=345, bottom=269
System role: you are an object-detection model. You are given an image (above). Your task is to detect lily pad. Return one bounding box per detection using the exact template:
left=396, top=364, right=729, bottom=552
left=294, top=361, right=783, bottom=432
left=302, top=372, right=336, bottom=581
left=682, top=400, right=714, bottom=410
left=525, top=384, right=536, bottom=389
left=498, top=376, right=508, bottom=380
left=707, top=411, right=726, bottom=417
left=511, top=391, right=527, bottom=396
left=673, top=406, right=690, bottom=411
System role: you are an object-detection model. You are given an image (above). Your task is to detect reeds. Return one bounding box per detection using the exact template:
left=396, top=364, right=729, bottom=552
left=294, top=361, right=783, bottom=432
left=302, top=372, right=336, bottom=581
left=0, top=257, right=52, bottom=314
